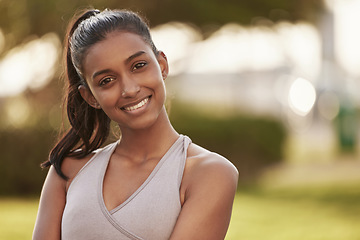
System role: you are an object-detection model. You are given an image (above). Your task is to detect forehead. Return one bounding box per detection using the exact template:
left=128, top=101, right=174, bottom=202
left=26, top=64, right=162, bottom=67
left=83, top=31, right=154, bottom=75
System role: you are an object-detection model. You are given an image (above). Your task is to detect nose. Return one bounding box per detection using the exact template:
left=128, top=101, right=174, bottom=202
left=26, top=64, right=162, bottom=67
left=121, top=75, right=140, bottom=98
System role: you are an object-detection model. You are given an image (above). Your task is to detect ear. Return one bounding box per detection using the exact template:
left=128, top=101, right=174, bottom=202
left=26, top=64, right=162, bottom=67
left=78, top=85, right=101, bottom=109
left=157, top=51, right=169, bottom=80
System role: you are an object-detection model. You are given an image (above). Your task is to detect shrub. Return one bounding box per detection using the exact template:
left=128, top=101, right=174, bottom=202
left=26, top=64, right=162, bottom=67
left=0, top=128, right=54, bottom=196
left=169, top=102, right=287, bottom=182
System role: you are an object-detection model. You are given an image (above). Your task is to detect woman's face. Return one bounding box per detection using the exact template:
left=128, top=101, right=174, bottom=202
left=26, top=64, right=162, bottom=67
left=81, top=31, right=168, bottom=131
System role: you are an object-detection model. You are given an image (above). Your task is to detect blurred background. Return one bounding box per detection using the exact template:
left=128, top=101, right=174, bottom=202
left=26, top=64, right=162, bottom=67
left=0, top=0, right=359, bottom=239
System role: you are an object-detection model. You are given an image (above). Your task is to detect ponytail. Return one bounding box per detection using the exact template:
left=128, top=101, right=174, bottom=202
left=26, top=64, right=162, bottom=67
left=41, top=9, right=110, bottom=179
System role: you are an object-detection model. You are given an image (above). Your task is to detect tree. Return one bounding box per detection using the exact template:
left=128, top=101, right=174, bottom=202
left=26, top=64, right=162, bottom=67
left=0, top=0, right=324, bottom=52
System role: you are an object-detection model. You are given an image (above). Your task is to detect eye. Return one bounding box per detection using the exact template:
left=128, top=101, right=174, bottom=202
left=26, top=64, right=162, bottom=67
left=132, top=62, right=147, bottom=71
left=99, top=77, right=115, bottom=86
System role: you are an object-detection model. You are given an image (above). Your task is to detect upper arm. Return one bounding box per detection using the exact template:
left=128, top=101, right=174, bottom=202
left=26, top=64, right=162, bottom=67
left=171, top=153, right=239, bottom=240
left=32, top=166, right=67, bottom=240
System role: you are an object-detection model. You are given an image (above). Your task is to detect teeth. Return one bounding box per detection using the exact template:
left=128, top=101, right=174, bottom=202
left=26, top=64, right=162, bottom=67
left=124, top=97, right=149, bottom=111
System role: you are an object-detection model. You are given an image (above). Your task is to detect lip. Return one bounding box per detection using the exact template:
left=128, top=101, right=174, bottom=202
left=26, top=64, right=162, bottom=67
left=120, top=95, right=152, bottom=112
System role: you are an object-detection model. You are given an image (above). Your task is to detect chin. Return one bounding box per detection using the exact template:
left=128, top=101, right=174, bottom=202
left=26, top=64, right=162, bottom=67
left=120, top=114, right=161, bottom=131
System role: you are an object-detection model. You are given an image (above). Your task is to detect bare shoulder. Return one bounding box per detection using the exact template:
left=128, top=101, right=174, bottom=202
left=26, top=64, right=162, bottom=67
left=182, top=143, right=239, bottom=197
left=187, top=143, right=238, bottom=179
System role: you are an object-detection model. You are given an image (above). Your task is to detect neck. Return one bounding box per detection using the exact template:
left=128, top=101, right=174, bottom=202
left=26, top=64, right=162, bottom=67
left=116, top=108, right=179, bottom=162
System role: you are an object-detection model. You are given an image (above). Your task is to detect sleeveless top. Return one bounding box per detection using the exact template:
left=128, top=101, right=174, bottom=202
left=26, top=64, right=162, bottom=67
left=61, top=135, right=191, bottom=240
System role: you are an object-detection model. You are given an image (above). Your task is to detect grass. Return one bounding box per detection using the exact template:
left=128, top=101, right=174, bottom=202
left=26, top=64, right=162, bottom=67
left=1, top=184, right=360, bottom=240
left=226, top=183, right=360, bottom=240
left=0, top=198, right=39, bottom=240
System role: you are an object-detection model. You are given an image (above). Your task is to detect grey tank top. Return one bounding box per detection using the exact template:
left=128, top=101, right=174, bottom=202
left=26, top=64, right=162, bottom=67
left=61, top=135, right=191, bottom=240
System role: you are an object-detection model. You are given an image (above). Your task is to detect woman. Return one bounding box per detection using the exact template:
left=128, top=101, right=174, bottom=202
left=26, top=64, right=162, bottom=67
left=33, top=8, right=238, bottom=240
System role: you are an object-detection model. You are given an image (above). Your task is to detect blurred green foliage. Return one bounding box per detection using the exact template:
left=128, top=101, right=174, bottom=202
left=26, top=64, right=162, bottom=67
left=169, top=102, right=287, bottom=182
left=0, top=128, right=53, bottom=196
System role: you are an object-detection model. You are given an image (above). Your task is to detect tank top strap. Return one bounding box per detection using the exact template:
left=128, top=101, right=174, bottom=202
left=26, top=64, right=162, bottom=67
left=177, top=135, right=192, bottom=187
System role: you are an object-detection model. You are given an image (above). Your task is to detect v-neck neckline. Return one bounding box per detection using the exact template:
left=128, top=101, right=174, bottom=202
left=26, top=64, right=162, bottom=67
left=99, top=135, right=183, bottom=214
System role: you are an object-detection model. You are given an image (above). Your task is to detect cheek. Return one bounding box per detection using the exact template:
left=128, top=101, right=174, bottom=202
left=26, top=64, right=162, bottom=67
left=95, top=90, right=119, bottom=107
left=138, top=68, right=164, bottom=90
left=151, top=76, right=166, bottom=98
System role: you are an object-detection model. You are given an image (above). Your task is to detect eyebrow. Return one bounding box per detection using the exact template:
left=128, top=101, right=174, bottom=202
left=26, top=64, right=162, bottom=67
left=91, top=51, right=147, bottom=80
left=125, top=51, right=146, bottom=64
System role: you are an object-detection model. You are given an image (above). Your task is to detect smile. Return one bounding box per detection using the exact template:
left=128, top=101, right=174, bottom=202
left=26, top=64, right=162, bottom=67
left=122, top=97, right=150, bottom=111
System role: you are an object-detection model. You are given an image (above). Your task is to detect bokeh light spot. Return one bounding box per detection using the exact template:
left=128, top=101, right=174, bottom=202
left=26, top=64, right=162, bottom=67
left=288, top=77, right=316, bottom=116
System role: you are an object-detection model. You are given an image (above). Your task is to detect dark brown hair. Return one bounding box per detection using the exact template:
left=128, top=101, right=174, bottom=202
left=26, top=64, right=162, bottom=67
left=42, top=9, right=158, bottom=179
